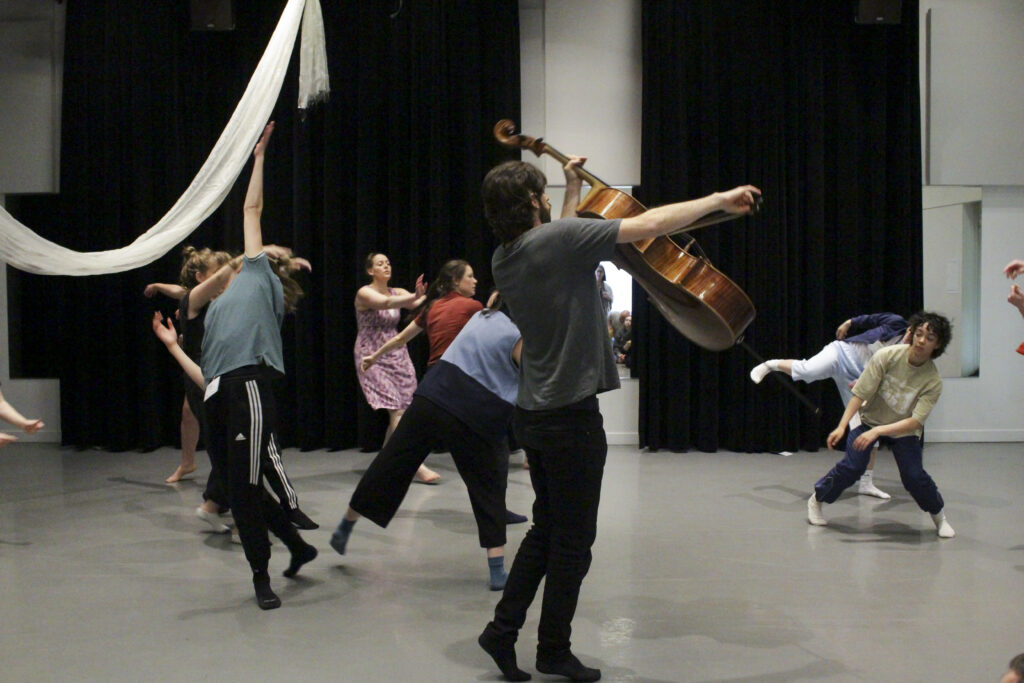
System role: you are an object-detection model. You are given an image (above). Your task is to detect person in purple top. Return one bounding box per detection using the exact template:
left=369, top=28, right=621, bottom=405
left=749, top=312, right=910, bottom=498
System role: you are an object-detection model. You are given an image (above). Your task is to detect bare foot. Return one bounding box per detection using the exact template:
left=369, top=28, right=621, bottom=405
left=414, top=464, right=441, bottom=484
left=22, top=419, right=44, bottom=434
left=166, top=464, right=197, bottom=483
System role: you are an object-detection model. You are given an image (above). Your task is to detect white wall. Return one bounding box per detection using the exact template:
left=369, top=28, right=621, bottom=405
left=521, top=0, right=1024, bottom=443
left=924, top=0, right=1024, bottom=185
left=0, top=0, right=64, bottom=193
left=920, top=0, right=1024, bottom=441
left=0, top=197, right=62, bottom=442
left=0, top=0, right=65, bottom=443
left=924, top=186, right=1024, bottom=441
left=520, top=0, right=641, bottom=444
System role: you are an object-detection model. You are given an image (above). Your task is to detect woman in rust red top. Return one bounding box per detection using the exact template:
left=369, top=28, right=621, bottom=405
left=360, top=259, right=481, bottom=371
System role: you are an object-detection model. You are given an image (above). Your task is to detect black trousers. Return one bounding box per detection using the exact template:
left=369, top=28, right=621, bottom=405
left=485, top=396, right=606, bottom=657
left=193, top=377, right=299, bottom=513
left=349, top=396, right=508, bottom=549
left=204, top=367, right=303, bottom=573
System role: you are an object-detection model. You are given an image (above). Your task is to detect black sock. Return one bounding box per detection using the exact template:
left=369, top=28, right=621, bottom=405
left=536, top=651, right=600, bottom=682
left=478, top=628, right=531, bottom=681
left=252, top=571, right=281, bottom=610
left=283, top=543, right=318, bottom=578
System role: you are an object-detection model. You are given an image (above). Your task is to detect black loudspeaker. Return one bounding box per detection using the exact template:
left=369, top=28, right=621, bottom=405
left=854, top=0, right=902, bottom=24
left=190, top=0, right=235, bottom=31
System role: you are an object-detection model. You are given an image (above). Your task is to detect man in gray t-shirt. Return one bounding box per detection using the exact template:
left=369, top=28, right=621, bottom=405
left=477, top=156, right=759, bottom=683
left=493, top=217, right=620, bottom=411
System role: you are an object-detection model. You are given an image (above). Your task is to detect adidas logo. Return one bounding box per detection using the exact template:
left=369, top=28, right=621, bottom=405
left=235, top=433, right=247, bottom=441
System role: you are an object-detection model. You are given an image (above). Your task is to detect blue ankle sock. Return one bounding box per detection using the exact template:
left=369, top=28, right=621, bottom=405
left=488, top=556, right=507, bottom=591
left=330, top=517, right=356, bottom=555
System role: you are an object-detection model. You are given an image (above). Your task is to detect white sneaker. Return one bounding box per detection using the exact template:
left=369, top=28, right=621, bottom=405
left=807, top=494, right=827, bottom=526
left=931, top=513, right=955, bottom=538
left=196, top=506, right=230, bottom=533
left=857, top=478, right=891, bottom=500
left=749, top=363, right=771, bottom=384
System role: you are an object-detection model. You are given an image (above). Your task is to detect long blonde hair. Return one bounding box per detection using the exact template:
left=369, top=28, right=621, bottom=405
left=269, top=254, right=305, bottom=314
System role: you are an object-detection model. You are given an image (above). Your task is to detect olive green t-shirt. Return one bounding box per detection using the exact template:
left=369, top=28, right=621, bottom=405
left=852, top=344, right=942, bottom=437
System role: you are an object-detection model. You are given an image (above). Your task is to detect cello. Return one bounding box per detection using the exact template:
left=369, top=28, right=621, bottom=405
left=493, top=119, right=760, bottom=351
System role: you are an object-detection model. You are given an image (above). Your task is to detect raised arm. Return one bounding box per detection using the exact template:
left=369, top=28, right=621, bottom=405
left=188, top=254, right=244, bottom=317
left=361, top=319, right=425, bottom=371
left=616, top=185, right=761, bottom=244
left=1003, top=259, right=1024, bottom=279
left=244, top=122, right=274, bottom=258
left=355, top=275, right=427, bottom=312
left=152, top=312, right=205, bottom=390
left=263, top=244, right=313, bottom=273
left=144, top=283, right=187, bottom=300
left=561, top=156, right=586, bottom=218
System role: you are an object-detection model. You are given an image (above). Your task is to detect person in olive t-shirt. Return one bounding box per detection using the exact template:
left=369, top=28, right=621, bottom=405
left=808, top=311, right=956, bottom=539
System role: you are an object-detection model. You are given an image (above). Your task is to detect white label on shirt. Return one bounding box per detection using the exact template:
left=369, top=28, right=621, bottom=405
left=204, top=375, right=221, bottom=401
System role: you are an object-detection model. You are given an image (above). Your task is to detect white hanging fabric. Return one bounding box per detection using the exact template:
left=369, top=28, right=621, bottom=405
left=0, top=0, right=329, bottom=276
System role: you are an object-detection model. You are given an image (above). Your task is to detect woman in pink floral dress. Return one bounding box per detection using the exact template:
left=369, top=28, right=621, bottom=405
left=354, top=253, right=440, bottom=483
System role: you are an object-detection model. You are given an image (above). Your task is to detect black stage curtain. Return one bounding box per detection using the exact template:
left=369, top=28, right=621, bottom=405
left=6, top=0, right=520, bottom=451
left=635, top=1, right=922, bottom=453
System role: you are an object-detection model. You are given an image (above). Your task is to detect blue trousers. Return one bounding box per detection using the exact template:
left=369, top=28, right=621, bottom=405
left=814, top=424, right=944, bottom=514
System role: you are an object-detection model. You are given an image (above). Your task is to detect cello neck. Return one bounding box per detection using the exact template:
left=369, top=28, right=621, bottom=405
left=534, top=143, right=609, bottom=191
left=493, top=119, right=609, bottom=190
left=492, top=119, right=762, bottom=231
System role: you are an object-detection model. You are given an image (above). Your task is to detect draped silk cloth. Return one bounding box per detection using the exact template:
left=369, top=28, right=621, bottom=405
left=0, top=0, right=328, bottom=276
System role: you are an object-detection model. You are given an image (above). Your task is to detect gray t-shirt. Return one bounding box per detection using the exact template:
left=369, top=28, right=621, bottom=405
left=492, top=217, right=621, bottom=410
left=201, top=252, right=285, bottom=382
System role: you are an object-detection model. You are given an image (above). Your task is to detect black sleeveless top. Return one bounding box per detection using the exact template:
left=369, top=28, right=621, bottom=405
left=177, top=290, right=208, bottom=363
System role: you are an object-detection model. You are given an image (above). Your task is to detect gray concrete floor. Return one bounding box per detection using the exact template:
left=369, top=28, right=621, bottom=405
left=0, top=441, right=1021, bottom=682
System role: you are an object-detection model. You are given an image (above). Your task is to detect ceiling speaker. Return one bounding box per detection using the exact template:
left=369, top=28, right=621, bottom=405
left=855, top=0, right=902, bottom=25
left=190, top=0, right=234, bottom=31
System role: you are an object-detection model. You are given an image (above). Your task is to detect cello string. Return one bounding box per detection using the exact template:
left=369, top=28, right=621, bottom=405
left=737, top=340, right=822, bottom=416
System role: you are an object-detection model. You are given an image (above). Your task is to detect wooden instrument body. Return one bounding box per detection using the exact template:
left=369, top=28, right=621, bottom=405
left=577, top=185, right=756, bottom=351
left=492, top=119, right=756, bottom=351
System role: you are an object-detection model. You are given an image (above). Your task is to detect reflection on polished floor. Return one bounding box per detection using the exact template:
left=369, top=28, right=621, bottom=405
left=1, top=441, right=1021, bottom=682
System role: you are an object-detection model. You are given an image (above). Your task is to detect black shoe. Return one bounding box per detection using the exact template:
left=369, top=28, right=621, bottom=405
left=288, top=507, right=319, bottom=530
left=478, top=628, right=531, bottom=681
left=283, top=543, right=318, bottom=578
left=536, top=651, right=600, bottom=682
left=505, top=509, right=528, bottom=525
left=253, top=574, right=281, bottom=610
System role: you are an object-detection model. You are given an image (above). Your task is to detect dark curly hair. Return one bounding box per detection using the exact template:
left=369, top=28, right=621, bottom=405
left=1009, top=653, right=1024, bottom=677
left=482, top=160, right=547, bottom=244
left=906, top=310, right=952, bottom=359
